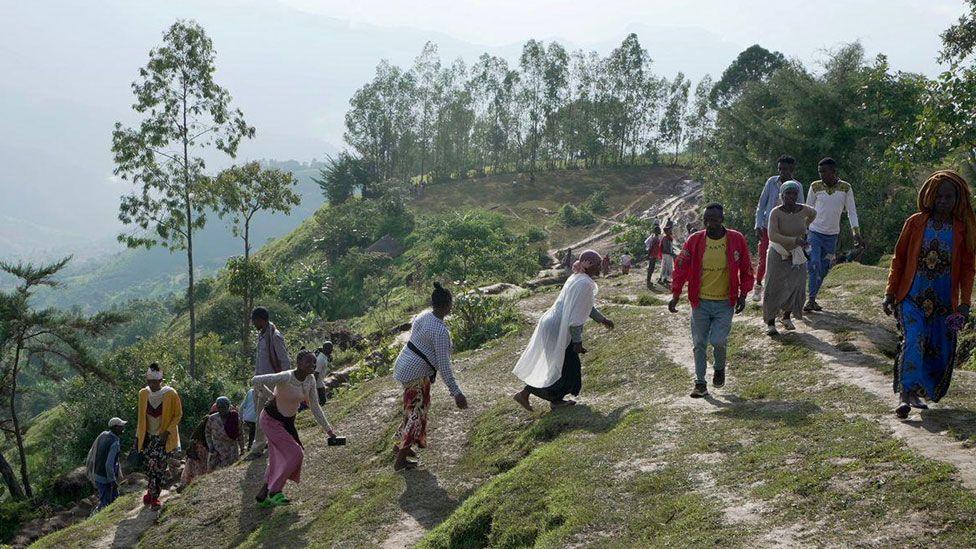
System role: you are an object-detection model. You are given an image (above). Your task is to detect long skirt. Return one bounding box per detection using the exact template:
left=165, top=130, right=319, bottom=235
left=144, top=435, right=169, bottom=500
left=395, top=376, right=432, bottom=450
left=525, top=345, right=582, bottom=402
left=895, top=298, right=956, bottom=402
left=762, top=249, right=807, bottom=323
left=181, top=441, right=209, bottom=486
left=261, top=411, right=304, bottom=492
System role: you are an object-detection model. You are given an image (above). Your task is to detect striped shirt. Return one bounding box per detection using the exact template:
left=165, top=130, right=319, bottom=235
left=393, top=310, right=462, bottom=396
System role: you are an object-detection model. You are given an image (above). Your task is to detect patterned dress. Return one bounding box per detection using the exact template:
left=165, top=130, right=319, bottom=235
left=206, top=411, right=243, bottom=470
left=895, top=219, right=956, bottom=401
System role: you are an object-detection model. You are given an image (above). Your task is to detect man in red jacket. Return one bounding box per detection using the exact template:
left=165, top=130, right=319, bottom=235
left=669, top=203, right=754, bottom=398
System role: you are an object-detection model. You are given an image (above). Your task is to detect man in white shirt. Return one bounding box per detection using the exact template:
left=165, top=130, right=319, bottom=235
left=804, top=157, right=865, bottom=312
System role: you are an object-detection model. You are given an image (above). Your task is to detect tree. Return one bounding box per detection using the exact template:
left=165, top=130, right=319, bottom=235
left=710, top=45, right=786, bottom=107
left=916, top=1, right=976, bottom=173
left=411, top=42, right=444, bottom=184
left=685, top=75, right=715, bottom=162
left=215, top=162, right=300, bottom=355
left=659, top=73, right=690, bottom=165
left=112, top=20, right=254, bottom=378
left=0, top=258, right=124, bottom=498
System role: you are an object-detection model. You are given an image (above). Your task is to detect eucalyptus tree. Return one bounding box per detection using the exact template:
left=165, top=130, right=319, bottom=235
left=411, top=42, right=444, bottom=183
left=214, top=162, right=300, bottom=352
left=659, top=73, right=691, bottom=165
left=111, top=20, right=253, bottom=378
left=685, top=75, right=715, bottom=162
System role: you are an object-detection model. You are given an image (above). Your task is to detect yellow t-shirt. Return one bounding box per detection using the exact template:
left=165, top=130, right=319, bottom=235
left=700, top=235, right=730, bottom=301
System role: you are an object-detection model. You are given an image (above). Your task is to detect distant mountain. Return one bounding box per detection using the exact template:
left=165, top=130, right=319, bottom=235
left=0, top=0, right=747, bottom=252
left=25, top=163, right=327, bottom=311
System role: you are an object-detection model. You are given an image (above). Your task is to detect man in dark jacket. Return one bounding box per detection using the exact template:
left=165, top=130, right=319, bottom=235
left=87, top=417, right=127, bottom=511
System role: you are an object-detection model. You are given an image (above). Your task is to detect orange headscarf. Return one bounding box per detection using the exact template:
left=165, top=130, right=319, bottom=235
left=918, top=170, right=976, bottom=253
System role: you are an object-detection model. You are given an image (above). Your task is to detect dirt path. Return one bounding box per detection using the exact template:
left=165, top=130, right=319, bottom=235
left=92, top=491, right=169, bottom=549
left=546, top=178, right=701, bottom=265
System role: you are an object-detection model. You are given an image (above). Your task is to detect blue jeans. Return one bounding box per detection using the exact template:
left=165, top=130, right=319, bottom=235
left=807, top=230, right=838, bottom=300
left=691, top=299, right=734, bottom=384
left=95, top=481, right=118, bottom=510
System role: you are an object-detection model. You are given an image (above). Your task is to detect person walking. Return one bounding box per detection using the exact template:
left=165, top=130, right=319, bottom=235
left=245, top=307, right=291, bottom=459
left=392, top=283, right=468, bottom=471
left=669, top=204, right=754, bottom=398
left=884, top=170, right=976, bottom=418
left=805, top=157, right=864, bottom=312
left=240, top=388, right=257, bottom=452
left=135, top=363, right=182, bottom=510
left=620, top=252, right=633, bottom=275
left=314, top=341, right=334, bottom=406
left=252, top=350, right=338, bottom=507
left=753, top=156, right=802, bottom=301
left=659, top=222, right=677, bottom=285
left=512, top=250, right=615, bottom=412
left=645, top=224, right=662, bottom=288
left=762, top=181, right=816, bottom=335
left=86, top=417, right=126, bottom=512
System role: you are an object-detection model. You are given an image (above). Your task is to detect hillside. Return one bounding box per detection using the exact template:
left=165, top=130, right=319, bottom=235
left=32, top=260, right=976, bottom=547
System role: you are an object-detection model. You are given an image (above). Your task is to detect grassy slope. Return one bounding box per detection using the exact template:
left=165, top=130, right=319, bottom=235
left=37, top=264, right=976, bottom=547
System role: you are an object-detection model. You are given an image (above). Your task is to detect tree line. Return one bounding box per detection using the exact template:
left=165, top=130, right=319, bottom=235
left=343, top=35, right=712, bottom=184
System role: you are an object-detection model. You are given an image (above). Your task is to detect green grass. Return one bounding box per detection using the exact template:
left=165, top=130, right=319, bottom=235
left=30, top=493, right=139, bottom=549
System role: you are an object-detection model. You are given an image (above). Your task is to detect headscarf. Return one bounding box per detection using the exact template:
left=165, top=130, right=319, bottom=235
left=146, top=367, right=163, bottom=381
left=918, top=170, right=976, bottom=253
left=209, top=397, right=240, bottom=440
left=572, top=249, right=602, bottom=274
left=779, top=180, right=802, bottom=198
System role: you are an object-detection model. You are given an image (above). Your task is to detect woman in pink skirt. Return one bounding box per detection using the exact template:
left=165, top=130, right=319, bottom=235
left=251, top=350, right=338, bottom=507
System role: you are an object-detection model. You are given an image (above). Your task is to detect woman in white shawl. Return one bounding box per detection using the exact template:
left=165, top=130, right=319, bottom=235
left=513, top=250, right=615, bottom=411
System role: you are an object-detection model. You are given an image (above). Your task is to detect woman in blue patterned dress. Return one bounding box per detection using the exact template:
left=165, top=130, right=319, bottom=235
left=884, top=171, right=976, bottom=419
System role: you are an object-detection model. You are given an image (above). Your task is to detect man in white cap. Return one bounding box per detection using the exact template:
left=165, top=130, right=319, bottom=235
left=87, top=417, right=127, bottom=511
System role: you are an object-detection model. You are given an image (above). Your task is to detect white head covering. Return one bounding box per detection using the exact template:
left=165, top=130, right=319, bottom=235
left=146, top=367, right=163, bottom=381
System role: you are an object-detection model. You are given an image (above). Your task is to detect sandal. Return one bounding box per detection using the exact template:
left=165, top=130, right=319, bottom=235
left=909, top=393, right=929, bottom=410
left=261, top=492, right=290, bottom=507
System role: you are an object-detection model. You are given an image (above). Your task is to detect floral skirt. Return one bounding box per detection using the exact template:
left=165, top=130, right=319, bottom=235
left=144, top=435, right=169, bottom=499
left=395, top=376, right=432, bottom=449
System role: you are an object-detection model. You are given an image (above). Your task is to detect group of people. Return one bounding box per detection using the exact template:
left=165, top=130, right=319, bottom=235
left=86, top=308, right=338, bottom=511
left=87, top=160, right=976, bottom=514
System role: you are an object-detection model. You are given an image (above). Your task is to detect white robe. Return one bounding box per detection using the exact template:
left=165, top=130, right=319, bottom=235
left=513, top=273, right=597, bottom=388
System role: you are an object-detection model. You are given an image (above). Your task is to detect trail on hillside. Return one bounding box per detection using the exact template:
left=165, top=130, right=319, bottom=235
left=658, top=293, right=976, bottom=492
left=545, top=177, right=701, bottom=265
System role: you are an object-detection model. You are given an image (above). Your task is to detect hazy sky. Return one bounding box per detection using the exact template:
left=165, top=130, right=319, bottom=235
left=283, top=0, right=965, bottom=75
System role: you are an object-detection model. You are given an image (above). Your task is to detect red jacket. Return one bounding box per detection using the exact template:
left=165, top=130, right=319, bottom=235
left=671, top=229, right=755, bottom=308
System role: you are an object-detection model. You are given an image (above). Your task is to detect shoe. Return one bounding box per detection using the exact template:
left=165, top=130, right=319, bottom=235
left=895, top=403, right=911, bottom=419
left=690, top=383, right=708, bottom=398
left=803, top=301, right=816, bottom=312
left=766, top=324, right=779, bottom=336
left=752, top=286, right=762, bottom=302
left=142, top=493, right=152, bottom=506
left=782, top=318, right=796, bottom=331
left=713, top=369, right=726, bottom=388
left=809, top=300, right=823, bottom=312
left=150, top=499, right=162, bottom=511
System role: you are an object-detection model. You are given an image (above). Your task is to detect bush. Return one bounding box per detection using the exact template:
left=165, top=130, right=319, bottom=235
left=450, top=292, right=522, bottom=352
left=558, top=203, right=596, bottom=227
left=1, top=500, right=40, bottom=543
left=525, top=227, right=548, bottom=243
left=586, top=189, right=610, bottom=215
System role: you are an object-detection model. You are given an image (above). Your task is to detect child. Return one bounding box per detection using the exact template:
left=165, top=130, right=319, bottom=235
left=240, top=388, right=257, bottom=452
left=620, top=253, right=633, bottom=275
left=659, top=222, right=676, bottom=285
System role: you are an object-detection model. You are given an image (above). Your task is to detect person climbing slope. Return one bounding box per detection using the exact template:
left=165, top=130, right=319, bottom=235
left=512, top=249, right=615, bottom=411
left=252, top=350, right=339, bottom=507
left=392, top=283, right=469, bottom=471
left=134, top=363, right=182, bottom=510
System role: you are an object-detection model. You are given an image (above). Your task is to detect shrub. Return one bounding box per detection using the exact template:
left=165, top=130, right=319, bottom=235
left=558, top=203, right=596, bottom=227
left=586, top=189, right=610, bottom=215
left=450, top=292, right=522, bottom=352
